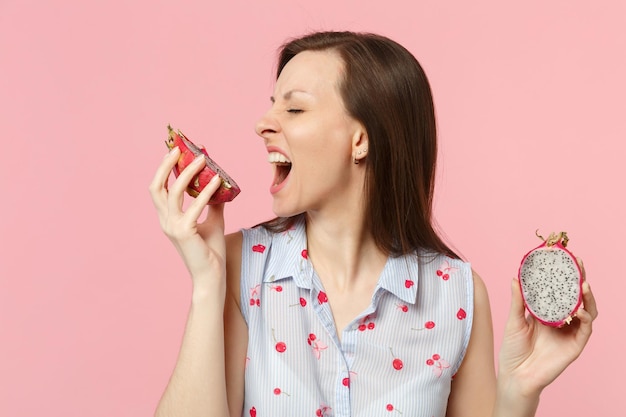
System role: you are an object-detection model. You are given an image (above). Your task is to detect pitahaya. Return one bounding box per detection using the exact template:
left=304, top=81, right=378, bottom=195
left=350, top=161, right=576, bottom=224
left=165, top=125, right=240, bottom=204
left=518, top=231, right=583, bottom=327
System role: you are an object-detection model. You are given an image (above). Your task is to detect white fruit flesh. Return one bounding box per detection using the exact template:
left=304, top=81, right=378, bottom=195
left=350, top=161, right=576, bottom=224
left=519, top=246, right=582, bottom=326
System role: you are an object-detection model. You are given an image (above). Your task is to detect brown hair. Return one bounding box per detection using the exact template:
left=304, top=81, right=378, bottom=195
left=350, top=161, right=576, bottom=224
left=262, top=31, right=458, bottom=259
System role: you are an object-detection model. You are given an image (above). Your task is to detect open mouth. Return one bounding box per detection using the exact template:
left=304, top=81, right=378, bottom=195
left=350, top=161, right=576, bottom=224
left=268, top=152, right=292, bottom=187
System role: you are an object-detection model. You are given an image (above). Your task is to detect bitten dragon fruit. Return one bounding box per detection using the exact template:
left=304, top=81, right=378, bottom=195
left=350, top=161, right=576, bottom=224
left=165, top=125, right=240, bottom=204
left=518, top=231, right=583, bottom=327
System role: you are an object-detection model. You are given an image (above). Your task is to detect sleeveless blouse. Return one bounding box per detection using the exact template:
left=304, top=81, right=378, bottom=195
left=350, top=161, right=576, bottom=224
left=239, top=217, right=474, bottom=417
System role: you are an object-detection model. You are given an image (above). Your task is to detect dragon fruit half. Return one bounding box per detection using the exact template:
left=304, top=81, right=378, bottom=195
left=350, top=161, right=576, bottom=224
left=518, top=231, right=583, bottom=327
left=165, top=125, right=240, bottom=204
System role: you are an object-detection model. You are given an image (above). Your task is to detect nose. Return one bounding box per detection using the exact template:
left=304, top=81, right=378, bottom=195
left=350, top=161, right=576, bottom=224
left=255, top=109, right=279, bottom=140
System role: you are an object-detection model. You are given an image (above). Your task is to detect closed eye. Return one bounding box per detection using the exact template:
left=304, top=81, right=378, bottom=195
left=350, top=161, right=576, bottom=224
left=287, top=109, right=304, bottom=114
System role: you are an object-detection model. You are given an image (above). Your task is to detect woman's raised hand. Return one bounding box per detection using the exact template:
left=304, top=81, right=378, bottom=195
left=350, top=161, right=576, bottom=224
left=149, top=147, right=227, bottom=287
left=498, top=259, right=597, bottom=397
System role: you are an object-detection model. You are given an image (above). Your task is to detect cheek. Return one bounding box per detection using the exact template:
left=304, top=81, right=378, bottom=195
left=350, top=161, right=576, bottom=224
left=289, top=113, right=355, bottom=168
left=300, top=149, right=351, bottom=186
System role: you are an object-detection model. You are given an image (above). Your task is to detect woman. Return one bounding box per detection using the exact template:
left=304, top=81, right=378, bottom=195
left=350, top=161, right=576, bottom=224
left=149, top=31, right=597, bottom=417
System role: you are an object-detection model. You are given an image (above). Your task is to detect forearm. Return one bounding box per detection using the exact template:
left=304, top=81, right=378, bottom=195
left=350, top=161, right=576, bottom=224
left=155, top=280, right=229, bottom=417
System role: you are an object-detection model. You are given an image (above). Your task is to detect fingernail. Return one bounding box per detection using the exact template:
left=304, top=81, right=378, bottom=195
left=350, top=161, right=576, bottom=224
left=194, top=155, right=205, bottom=164
left=169, top=146, right=180, bottom=154
left=210, top=174, right=221, bottom=184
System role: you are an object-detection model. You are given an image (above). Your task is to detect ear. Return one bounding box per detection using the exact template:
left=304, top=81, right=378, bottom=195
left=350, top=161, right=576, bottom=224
left=351, top=124, right=369, bottom=164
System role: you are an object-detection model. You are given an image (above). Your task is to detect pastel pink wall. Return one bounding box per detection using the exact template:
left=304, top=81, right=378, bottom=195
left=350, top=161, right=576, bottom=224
left=1, top=0, right=622, bottom=416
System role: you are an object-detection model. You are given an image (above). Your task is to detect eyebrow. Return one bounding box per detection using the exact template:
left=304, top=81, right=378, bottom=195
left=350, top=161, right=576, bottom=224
left=270, top=89, right=310, bottom=103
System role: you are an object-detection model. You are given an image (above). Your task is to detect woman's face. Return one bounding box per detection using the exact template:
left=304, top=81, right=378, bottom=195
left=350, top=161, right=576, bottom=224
left=255, top=50, right=366, bottom=218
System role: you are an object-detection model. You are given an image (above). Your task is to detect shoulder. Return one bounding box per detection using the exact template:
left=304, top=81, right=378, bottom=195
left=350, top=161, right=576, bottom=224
left=416, top=251, right=474, bottom=293
left=225, top=231, right=243, bottom=308
left=224, top=224, right=282, bottom=308
left=239, top=223, right=276, bottom=252
left=466, top=268, right=493, bottom=344
left=445, top=268, right=497, bottom=417
left=471, top=269, right=490, bottom=310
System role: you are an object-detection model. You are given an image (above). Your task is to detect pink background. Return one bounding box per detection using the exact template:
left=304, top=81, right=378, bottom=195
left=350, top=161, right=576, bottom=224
left=1, top=0, right=623, bottom=416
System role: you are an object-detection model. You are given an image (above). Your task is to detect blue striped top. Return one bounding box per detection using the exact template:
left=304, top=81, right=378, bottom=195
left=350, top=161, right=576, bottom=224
left=239, top=217, right=473, bottom=417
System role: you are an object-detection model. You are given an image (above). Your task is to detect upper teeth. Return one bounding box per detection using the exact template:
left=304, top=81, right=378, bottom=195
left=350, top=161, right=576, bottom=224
left=268, top=152, right=291, bottom=164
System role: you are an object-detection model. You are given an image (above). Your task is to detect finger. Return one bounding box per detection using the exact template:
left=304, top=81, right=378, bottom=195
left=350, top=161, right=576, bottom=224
left=149, top=147, right=180, bottom=213
left=198, top=201, right=226, bottom=241
left=507, top=277, right=528, bottom=329
left=184, top=175, right=222, bottom=222
left=580, top=281, right=598, bottom=320
left=573, top=304, right=593, bottom=346
left=205, top=201, right=225, bottom=230
left=149, top=147, right=180, bottom=193
left=576, top=257, right=586, bottom=281
left=167, top=155, right=207, bottom=214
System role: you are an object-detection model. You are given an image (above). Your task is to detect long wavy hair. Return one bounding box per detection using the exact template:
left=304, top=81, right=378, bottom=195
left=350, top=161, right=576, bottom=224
left=261, top=31, right=458, bottom=260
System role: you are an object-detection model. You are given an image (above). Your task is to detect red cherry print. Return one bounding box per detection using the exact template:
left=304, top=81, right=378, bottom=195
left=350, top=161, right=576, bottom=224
left=426, top=358, right=434, bottom=366
left=272, top=328, right=286, bottom=353
left=457, top=308, right=467, bottom=320
left=343, top=370, right=357, bottom=387
left=289, top=297, right=307, bottom=307
left=273, top=387, right=290, bottom=396
left=249, top=298, right=255, bottom=306
left=273, top=285, right=283, bottom=292
left=315, top=405, right=332, bottom=416
left=404, top=279, right=414, bottom=288
left=358, top=323, right=367, bottom=332
left=309, top=333, right=316, bottom=341
left=390, top=347, right=403, bottom=370
left=438, top=261, right=458, bottom=281
left=256, top=299, right=261, bottom=307
left=252, top=244, right=266, bottom=253
left=317, top=291, right=328, bottom=304
left=432, top=353, right=440, bottom=361
left=250, top=284, right=261, bottom=297
left=396, top=303, right=409, bottom=312
left=301, top=249, right=308, bottom=259
left=386, top=404, right=394, bottom=411
left=250, top=407, right=256, bottom=417
left=367, top=322, right=375, bottom=330
left=411, top=320, right=436, bottom=331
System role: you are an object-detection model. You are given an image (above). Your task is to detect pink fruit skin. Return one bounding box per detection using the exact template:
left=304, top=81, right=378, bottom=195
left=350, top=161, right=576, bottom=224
left=165, top=125, right=241, bottom=204
left=517, top=236, right=583, bottom=327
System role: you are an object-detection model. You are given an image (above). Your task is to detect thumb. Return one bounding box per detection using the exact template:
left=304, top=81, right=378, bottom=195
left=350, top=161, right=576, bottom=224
left=507, top=277, right=528, bottom=328
left=206, top=202, right=225, bottom=229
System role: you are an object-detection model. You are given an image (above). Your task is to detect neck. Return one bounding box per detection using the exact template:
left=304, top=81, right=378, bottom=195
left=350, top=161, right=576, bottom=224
left=305, top=207, right=386, bottom=292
